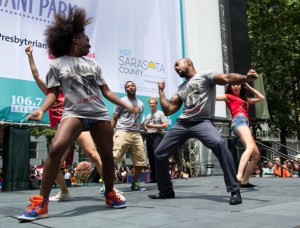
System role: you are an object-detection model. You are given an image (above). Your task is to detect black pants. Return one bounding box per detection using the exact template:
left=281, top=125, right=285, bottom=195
left=155, top=120, right=239, bottom=192
left=146, top=133, right=163, bottom=181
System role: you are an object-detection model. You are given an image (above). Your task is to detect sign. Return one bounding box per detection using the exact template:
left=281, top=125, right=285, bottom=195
left=0, top=0, right=183, bottom=125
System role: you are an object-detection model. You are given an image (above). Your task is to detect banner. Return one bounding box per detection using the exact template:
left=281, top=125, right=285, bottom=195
left=0, top=0, right=183, bottom=126
left=253, top=75, right=270, bottom=120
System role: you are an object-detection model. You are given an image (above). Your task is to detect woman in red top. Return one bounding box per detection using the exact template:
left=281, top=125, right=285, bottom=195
left=217, top=80, right=265, bottom=188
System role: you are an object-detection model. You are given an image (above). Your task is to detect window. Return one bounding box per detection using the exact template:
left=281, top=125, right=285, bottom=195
left=29, top=142, right=37, bottom=159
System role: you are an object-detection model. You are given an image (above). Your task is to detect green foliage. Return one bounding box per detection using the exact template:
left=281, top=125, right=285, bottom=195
left=30, top=127, right=56, bottom=148
left=247, top=0, right=300, bottom=141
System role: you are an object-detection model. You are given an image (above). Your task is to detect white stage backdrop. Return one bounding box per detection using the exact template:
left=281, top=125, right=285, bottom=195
left=0, top=0, right=183, bottom=125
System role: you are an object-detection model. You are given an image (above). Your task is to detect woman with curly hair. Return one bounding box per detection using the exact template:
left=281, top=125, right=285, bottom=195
left=216, top=81, right=265, bottom=189
left=18, top=7, right=137, bottom=221
left=25, top=44, right=109, bottom=201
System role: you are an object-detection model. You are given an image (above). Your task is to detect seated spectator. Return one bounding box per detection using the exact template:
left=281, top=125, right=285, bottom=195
left=263, top=161, right=275, bottom=176
left=273, top=157, right=291, bottom=178
left=286, top=160, right=298, bottom=177
left=115, top=166, right=121, bottom=184
left=170, top=164, right=179, bottom=179
left=29, top=165, right=39, bottom=190
left=252, top=165, right=261, bottom=177
left=120, top=167, right=127, bottom=183
left=294, top=163, right=300, bottom=177
left=180, top=167, right=189, bottom=180
left=128, top=166, right=135, bottom=175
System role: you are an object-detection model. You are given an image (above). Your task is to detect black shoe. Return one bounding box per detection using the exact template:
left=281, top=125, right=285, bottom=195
left=241, top=183, right=258, bottom=189
left=229, top=189, right=242, bottom=205
left=145, top=179, right=157, bottom=184
left=148, top=189, right=175, bottom=199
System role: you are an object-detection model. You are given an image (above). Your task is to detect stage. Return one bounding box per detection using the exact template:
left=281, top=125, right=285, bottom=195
left=0, top=176, right=299, bottom=228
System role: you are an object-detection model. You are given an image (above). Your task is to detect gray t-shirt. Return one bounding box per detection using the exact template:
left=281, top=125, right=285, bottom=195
left=143, top=110, right=167, bottom=134
left=46, top=56, right=110, bottom=121
left=114, top=96, right=144, bottom=131
left=176, top=70, right=217, bottom=121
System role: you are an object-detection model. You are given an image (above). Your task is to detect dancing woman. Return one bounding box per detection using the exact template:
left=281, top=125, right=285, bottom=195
left=18, top=8, right=137, bottom=222
left=216, top=82, right=265, bottom=188
left=25, top=44, right=106, bottom=200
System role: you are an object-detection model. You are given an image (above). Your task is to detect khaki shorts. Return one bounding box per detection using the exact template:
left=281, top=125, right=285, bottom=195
left=113, top=131, right=146, bottom=166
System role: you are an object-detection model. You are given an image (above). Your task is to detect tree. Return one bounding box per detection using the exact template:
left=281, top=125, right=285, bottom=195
left=247, top=0, right=300, bottom=153
left=30, top=127, right=56, bottom=150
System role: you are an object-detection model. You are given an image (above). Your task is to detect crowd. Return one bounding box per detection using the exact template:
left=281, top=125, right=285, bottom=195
left=261, top=157, right=299, bottom=178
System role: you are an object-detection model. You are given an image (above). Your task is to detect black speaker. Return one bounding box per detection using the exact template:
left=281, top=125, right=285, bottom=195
left=3, top=126, right=30, bottom=191
left=224, top=0, right=256, bottom=119
left=225, top=0, right=251, bottom=75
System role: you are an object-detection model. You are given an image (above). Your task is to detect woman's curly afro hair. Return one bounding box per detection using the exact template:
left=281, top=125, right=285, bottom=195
left=45, top=7, right=92, bottom=58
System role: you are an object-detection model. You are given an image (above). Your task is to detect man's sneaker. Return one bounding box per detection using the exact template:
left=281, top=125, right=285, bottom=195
left=18, top=196, right=48, bottom=221
left=105, top=190, right=126, bottom=208
left=49, top=191, right=71, bottom=202
left=131, top=182, right=146, bottom=191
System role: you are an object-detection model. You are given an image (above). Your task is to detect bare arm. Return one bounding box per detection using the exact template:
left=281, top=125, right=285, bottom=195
left=100, top=84, right=139, bottom=128
left=145, top=121, right=168, bottom=130
left=25, top=45, right=47, bottom=95
left=158, top=80, right=182, bottom=116
left=100, top=84, right=139, bottom=113
left=216, top=94, right=228, bottom=101
left=111, top=113, right=119, bottom=129
left=27, top=87, right=59, bottom=121
left=213, top=69, right=259, bottom=86
left=244, top=83, right=265, bottom=104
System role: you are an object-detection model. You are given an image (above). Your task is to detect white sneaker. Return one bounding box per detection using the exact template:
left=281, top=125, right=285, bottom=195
left=116, top=191, right=126, bottom=201
left=49, top=191, right=71, bottom=202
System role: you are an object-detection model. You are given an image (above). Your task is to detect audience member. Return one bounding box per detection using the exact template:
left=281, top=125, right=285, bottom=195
left=273, top=157, right=291, bottom=178
left=262, top=160, right=275, bottom=176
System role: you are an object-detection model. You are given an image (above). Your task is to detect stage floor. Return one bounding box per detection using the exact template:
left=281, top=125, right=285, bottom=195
left=0, top=176, right=299, bottom=228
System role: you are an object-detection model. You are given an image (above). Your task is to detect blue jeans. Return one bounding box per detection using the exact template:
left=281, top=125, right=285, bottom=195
left=231, top=114, right=249, bottom=136
left=154, top=119, right=239, bottom=192
left=80, top=118, right=99, bottom=131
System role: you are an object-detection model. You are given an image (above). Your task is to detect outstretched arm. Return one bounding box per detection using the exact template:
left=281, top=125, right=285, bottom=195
left=25, top=45, right=47, bottom=95
left=213, top=69, right=259, bottom=86
left=100, top=84, right=139, bottom=114
left=244, top=83, right=265, bottom=104
left=158, top=80, right=182, bottom=116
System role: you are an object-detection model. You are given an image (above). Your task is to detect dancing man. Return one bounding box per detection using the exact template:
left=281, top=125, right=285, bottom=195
left=148, top=58, right=259, bottom=205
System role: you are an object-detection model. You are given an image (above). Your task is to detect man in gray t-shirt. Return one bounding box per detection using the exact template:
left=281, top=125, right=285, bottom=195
left=111, top=81, right=146, bottom=191
left=148, top=58, right=259, bottom=205
left=142, top=97, right=168, bottom=183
